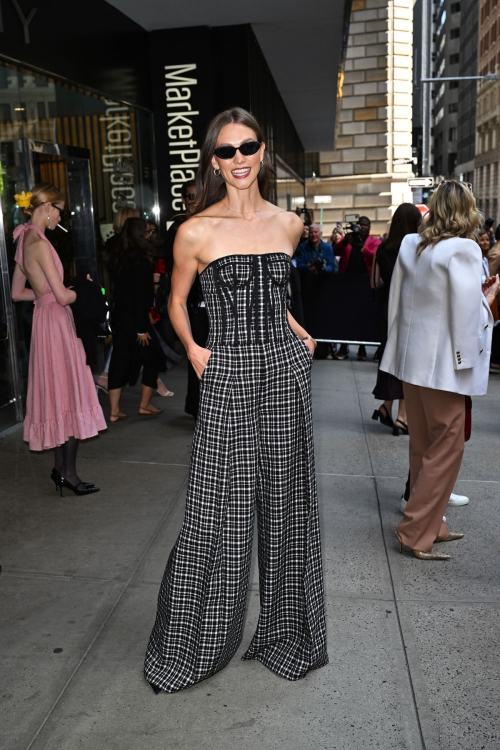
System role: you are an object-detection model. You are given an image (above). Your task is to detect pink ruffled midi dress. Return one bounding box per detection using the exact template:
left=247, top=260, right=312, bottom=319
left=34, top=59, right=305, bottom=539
left=14, top=223, right=107, bottom=451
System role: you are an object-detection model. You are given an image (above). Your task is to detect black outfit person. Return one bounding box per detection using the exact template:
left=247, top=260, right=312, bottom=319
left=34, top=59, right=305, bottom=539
left=145, top=253, right=328, bottom=692
left=108, top=255, right=158, bottom=390
left=372, top=241, right=405, bottom=401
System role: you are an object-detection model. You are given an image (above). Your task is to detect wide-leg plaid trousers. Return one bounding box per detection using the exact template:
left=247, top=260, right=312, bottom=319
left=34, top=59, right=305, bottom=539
left=144, top=335, right=328, bottom=692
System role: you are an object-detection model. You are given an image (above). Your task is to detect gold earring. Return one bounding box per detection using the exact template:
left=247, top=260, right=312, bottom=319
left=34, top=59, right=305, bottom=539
left=214, top=168, right=221, bottom=176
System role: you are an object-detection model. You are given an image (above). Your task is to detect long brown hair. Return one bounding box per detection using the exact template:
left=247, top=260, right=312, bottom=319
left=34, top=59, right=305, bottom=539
left=192, top=107, right=275, bottom=215
left=108, top=218, right=153, bottom=269
left=383, top=203, right=422, bottom=262
left=417, top=181, right=481, bottom=254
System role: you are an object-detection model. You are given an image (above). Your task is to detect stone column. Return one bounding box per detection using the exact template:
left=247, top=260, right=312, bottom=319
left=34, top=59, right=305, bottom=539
left=306, top=0, right=414, bottom=237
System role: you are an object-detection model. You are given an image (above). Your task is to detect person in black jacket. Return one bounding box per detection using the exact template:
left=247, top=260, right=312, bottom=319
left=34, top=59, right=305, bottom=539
left=107, top=218, right=162, bottom=421
left=96, top=207, right=140, bottom=393
left=371, top=203, right=422, bottom=434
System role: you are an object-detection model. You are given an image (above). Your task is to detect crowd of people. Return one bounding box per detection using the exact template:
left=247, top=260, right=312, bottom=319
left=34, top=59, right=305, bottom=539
left=9, top=106, right=500, bottom=693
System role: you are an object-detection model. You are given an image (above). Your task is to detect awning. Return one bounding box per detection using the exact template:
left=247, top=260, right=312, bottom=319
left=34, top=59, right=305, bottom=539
left=105, top=0, right=351, bottom=151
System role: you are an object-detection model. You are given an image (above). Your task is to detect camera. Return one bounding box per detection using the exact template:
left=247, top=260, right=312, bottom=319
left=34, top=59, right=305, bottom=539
left=310, top=253, right=328, bottom=274
left=344, top=213, right=365, bottom=250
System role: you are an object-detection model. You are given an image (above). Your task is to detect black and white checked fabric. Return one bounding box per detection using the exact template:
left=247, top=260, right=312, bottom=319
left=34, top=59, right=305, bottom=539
left=144, top=254, right=328, bottom=692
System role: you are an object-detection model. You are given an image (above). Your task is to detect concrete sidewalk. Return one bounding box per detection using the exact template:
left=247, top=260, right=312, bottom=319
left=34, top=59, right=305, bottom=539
left=1, top=360, right=499, bottom=750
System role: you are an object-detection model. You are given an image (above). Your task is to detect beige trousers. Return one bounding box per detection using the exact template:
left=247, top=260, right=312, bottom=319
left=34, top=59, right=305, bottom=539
left=396, top=383, right=466, bottom=553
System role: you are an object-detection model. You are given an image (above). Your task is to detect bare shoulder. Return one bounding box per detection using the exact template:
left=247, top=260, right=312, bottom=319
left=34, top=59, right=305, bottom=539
left=175, top=215, right=206, bottom=247
left=274, top=207, right=303, bottom=242
left=23, top=233, right=50, bottom=257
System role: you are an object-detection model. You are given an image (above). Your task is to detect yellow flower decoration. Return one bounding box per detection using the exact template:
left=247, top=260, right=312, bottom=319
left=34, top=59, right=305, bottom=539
left=14, top=191, right=32, bottom=208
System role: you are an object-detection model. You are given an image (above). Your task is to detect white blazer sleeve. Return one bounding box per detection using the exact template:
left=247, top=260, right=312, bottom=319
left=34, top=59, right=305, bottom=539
left=448, top=240, right=483, bottom=371
left=386, top=253, right=403, bottom=338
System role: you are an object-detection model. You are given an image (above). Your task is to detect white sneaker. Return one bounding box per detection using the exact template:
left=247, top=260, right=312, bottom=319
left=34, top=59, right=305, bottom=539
left=448, top=492, right=469, bottom=506
left=399, top=496, right=446, bottom=522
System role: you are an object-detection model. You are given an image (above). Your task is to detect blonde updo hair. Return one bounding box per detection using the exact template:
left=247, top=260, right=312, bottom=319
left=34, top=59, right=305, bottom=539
left=113, top=206, right=140, bottom=234
left=23, top=182, right=64, bottom=217
left=417, top=180, right=481, bottom=254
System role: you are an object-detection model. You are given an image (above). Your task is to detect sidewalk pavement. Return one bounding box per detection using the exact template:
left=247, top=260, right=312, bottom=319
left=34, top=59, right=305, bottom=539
left=1, top=360, right=499, bottom=750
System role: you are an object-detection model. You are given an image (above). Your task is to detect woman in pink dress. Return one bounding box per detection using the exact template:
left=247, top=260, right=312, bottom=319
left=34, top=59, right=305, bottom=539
left=10, top=182, right=107, bottom=495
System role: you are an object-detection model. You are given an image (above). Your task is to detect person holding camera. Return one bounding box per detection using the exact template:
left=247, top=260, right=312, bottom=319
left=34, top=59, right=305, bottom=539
left=334, top=215, right=381, bottom=360
left=295, top=223, right=338, bottom=275
left=295, top=223, right=338, bottom=358
left=337, top=216, right=380, bottom=275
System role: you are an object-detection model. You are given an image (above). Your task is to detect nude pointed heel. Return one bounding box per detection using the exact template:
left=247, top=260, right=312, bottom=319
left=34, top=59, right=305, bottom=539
left=395, top=531, right=450, bottom=560
left=437, top=533, right=465, bottom=543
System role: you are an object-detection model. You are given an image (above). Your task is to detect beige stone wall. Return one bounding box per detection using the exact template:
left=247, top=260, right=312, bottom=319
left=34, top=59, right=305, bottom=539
left=306, top=0, right=414, bottom=237
left=475, top=0, right=500, bottom=222
left=475, top=79, right=500, bottom=221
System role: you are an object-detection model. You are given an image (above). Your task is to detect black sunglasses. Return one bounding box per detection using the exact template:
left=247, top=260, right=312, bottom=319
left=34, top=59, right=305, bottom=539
left=185, top=192, right=196, bottom=200
left=51, top=203, right=64, bottom=215
left=213, top=140, right=262, bottom=160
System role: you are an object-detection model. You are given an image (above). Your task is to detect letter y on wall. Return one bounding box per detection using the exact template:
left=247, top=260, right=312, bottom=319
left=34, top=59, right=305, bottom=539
left=12, top=0, right=37, bottom=44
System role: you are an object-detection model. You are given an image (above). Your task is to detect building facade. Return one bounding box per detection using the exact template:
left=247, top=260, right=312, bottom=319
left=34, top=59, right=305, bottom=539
left=430, top=0, right=462, bottom=178
left=456, top=0, right=479, bottom=183
left=475, top=0, right=500, bottom=219
left=305, top=0, right=414, bottom=237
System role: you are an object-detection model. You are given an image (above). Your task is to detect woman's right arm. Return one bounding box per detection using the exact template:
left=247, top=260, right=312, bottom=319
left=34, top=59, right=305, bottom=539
left=35, top=240, right=76, bottom=306
left=11, top=265, right=35, bottom=302
left=168, top=221, right=211, bottom=379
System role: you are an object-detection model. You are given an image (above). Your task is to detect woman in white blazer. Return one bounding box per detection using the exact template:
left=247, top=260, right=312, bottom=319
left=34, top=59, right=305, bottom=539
left=381, top=181, right=499, bottom=560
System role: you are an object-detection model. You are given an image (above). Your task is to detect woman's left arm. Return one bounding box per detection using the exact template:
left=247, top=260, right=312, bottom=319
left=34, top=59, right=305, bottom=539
left=11, top=264, right=35, bottom=302
left=448, top=241, right=483, bottom=370
left=287, top=311, right=315, bottom=355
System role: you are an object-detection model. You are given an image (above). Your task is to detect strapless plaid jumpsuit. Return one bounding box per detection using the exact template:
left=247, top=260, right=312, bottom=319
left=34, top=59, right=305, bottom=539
left=145, top=253, right=328, bottom=692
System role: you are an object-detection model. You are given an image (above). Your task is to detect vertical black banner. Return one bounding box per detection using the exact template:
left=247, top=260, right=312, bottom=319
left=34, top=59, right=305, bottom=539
left=148, top=27, right=214, bottom=225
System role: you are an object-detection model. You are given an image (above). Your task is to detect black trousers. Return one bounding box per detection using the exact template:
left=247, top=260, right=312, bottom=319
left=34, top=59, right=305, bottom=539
left=145, top=336, right=328, bottom=692
left=491, top=324, right=500, bottom=365
left=108, top=329, right=158, bottom=390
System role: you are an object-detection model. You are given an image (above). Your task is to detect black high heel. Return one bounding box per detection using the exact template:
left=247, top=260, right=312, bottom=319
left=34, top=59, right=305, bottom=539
left=51, top=469, right=95, bottom=492
left=54, top=472, right=100, bottom=497
left=371, top=406, right=395, bottom=429
left=392, top=419, right=409, bottom=436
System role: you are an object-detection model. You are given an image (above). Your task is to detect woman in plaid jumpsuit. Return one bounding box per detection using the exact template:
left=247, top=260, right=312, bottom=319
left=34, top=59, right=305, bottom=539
left=145, top=109, right=328, bottom=693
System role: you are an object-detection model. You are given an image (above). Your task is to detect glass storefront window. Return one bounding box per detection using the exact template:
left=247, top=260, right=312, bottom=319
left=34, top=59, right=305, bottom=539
left=0, top=59, right=158, bottom=428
